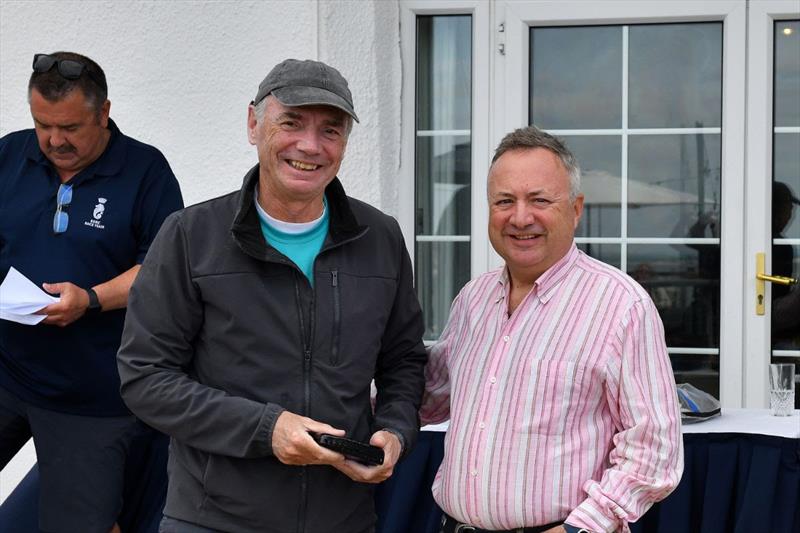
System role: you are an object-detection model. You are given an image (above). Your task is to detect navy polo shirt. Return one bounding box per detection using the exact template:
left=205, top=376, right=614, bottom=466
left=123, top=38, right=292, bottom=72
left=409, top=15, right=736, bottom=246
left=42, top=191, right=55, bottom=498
left=0, top=119, right=183, bottom=416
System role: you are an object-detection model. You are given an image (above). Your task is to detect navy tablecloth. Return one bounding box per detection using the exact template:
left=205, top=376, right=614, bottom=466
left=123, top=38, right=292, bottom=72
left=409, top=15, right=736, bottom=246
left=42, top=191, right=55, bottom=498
left=377, top=431, right=800, bottom=533
left=1, top=430, right=798, bottom=533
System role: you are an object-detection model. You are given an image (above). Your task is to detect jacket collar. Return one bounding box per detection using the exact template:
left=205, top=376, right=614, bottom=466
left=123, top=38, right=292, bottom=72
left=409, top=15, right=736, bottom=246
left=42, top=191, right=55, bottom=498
left=25, top=118, right=125, bottom=186
left=231, top=165, right=366, bottom=261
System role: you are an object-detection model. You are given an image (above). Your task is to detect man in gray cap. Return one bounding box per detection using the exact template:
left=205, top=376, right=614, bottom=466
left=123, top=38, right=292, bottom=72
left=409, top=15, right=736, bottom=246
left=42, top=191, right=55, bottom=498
left=117, top=59, right=427, bottom=532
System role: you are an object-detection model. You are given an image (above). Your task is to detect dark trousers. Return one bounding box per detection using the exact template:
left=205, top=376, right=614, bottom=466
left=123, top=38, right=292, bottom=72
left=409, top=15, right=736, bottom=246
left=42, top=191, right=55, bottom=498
left=0, top=384, right=144, bottom=533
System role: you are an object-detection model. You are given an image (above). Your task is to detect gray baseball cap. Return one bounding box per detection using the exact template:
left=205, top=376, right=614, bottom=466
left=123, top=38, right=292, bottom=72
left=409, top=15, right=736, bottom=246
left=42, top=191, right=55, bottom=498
left=253, top=59, right=359, bottom=123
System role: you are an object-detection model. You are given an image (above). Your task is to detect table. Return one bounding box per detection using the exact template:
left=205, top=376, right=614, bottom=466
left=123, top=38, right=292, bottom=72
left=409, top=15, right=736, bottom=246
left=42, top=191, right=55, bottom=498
left=376, top=410, right=800, bottom=533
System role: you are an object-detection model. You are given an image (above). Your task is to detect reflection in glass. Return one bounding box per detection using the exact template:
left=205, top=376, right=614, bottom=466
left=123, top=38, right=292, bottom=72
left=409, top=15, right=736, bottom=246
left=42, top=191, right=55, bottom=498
left=771, top=244, right=799, bottom=352
left=417, top=16, right=472, bottom=131
left=629, top=23, right=722, bottom=128
left=416, top=242, right=471, bottom=341
left=576, top=243, right=621, bottom=269
left=774, top=135, right=800, bottom=240
left=416, top=136, right=471, bottom=235
left=628, top=134, right=721, bottom=238
left=627, top=244, right=720, bottom=348
left=416, top=15, right=472, bottom=342
left=562, top=135, right=623, bottom=238
left=530, top=26, right=622, bottom=129
left=774, top=21, right=800, bottom=127
left=670, top=354, right=719, bottom=401
left=771, top=182, right=799, bottom=355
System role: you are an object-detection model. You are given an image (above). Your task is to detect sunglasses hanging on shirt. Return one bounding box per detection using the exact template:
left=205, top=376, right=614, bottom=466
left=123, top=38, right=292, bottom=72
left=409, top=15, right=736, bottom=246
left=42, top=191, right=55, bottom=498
left=53, top=183, right=73, bottom=234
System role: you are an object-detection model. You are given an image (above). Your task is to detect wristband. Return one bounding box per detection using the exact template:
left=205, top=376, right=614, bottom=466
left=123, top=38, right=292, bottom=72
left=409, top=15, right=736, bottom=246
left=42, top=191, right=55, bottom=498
left=86, top=287, right=102, bottom=313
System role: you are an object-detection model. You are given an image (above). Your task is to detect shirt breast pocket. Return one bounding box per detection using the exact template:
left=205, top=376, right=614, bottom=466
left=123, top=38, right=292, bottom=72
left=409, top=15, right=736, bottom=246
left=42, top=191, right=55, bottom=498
left=519, top=358, right=589, bottom=436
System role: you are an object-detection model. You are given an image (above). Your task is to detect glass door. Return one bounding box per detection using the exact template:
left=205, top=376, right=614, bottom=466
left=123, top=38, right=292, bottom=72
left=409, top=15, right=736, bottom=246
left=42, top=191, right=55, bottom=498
left=493, top=1, right=749, bottom=405
left=745, top=1, right=800, bottom=407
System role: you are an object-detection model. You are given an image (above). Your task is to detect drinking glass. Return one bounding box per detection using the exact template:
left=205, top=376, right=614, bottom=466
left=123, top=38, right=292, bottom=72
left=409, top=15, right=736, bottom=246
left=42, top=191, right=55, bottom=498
left=769, top=363, right=796, bottom=416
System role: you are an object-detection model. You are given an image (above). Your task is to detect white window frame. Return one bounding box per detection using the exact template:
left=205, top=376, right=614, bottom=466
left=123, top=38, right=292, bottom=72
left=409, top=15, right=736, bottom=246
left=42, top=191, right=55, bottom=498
left=399, top=0, right=492, bottom=278
left=744, top=1, right=800, bottom=407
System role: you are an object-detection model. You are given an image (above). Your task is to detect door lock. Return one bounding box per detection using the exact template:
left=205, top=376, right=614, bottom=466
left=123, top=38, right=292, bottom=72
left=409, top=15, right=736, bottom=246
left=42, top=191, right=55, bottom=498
left=756, top=252, right=799, bottom=315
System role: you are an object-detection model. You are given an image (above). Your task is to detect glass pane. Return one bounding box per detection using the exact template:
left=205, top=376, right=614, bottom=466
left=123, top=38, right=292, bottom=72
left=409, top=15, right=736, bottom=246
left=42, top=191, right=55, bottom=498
left=629, top=23, right=722, bottom=129
left=416, top=241, right=471, bottom=341
left=671, top=354, right=719, bottom=400
left=771, top=22, right=800, bottom=408
left=628, top=134, right=721, bottom=238
left=530, top=26, right=622, bottom=129
left=417, top=16, right=472, bottom=131
left=774, top=21, right=800, bottom=127
left=416, top=15, right=472, bottom=342
left=562, top=135, right=623, bottom=238
left=415, top=136, right=471, bottom=235
left=771, top=244, right=799, bottom=351
left=628, top=244, right=720, bottom=348
left=774, top=135, right=800, bottom=240
left=576, top=243, right=621, bottom=269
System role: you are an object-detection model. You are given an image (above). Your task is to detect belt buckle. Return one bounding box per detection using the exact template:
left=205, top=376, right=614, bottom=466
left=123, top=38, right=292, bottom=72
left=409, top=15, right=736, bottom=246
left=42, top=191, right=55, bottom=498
left=454, top=526, right=477, bottom=533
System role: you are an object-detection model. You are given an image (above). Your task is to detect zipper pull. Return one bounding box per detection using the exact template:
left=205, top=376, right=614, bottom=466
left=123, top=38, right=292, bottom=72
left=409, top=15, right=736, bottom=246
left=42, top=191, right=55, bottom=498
left=331, top=270, right=338, bottom=287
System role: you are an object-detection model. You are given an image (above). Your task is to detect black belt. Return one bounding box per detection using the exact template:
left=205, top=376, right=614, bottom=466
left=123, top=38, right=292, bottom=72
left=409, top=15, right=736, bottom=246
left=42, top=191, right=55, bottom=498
left=441, top=514, right=563, bottom=533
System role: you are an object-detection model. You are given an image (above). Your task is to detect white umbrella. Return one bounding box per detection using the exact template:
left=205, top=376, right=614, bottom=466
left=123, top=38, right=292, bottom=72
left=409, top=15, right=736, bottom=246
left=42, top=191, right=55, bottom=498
left=581, top=170, right=707, bottom=206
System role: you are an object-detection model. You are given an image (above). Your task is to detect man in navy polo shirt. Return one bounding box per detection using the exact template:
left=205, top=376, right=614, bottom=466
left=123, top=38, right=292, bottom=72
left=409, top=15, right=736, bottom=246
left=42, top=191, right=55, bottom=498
left=0, top=52, right=183, bottom=532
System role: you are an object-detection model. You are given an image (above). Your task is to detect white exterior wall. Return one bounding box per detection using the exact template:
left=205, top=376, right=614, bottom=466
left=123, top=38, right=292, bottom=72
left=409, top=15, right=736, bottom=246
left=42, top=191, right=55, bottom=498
left=0, top=0, right=402, bottom=501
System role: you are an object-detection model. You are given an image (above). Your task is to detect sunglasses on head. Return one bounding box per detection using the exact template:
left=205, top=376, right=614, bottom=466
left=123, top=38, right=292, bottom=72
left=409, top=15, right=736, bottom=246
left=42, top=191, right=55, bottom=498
left=32, top=54, right=104, bottom=88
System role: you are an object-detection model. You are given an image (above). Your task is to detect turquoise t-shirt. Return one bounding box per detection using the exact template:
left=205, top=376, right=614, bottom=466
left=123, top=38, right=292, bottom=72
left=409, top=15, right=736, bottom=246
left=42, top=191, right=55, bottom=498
left=255, top=196, right=329, bottom=286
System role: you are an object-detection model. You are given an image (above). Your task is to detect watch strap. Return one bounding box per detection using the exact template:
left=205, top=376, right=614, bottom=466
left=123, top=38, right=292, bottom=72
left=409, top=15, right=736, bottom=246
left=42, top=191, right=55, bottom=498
left=563, top=524, right=592, bottom=533
left=86, top=287, right=102, bottom=313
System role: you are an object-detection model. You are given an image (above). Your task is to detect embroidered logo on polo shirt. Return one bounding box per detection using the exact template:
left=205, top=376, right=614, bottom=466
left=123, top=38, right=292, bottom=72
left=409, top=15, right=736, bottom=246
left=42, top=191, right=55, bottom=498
left=84, top=198, right=107, bottom=229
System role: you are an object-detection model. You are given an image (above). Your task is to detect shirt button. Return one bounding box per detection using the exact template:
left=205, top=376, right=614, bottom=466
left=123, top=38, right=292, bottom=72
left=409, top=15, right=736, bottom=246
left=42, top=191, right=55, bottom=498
left=479, top=422, right=485, bottom=429
left=471, top=470, right=478, bottom=476
left=503, top=335, right=510, bottom=342
left=489, top=377, right=497, bottom=384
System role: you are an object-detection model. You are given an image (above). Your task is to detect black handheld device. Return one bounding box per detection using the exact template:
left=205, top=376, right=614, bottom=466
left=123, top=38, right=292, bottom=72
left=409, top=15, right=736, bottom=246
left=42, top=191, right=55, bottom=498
left=311, top=433, right=385, bottom=466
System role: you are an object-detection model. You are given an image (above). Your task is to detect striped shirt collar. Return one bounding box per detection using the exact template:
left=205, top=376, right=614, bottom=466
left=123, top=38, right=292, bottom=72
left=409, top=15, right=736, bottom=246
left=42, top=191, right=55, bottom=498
left=496, top=242, right=581, bottom=305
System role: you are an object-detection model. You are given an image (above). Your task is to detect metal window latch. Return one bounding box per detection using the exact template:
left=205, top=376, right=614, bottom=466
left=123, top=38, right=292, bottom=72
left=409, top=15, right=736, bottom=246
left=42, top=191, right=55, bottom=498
left=498, top=22, right=505, bottom=55
left=756, top=252, right=799, bottom=315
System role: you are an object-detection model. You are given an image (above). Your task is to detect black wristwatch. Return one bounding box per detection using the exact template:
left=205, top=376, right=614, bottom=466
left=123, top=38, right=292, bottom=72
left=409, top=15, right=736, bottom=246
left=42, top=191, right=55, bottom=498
left=563, top=525, right=592, bottom=533
left=86, top=287, right=102, bottom=314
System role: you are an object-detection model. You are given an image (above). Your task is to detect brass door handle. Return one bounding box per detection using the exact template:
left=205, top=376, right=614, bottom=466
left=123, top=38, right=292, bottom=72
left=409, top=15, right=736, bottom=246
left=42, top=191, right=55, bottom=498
left=756, top=273, right=799, bottom=285
left=756, top=252, right=799, bottom=315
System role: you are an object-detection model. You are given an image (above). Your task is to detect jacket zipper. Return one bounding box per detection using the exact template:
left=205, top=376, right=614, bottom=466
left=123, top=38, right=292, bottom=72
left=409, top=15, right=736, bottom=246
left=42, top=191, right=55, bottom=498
left=330, top=270, right=340, bottom=365
left=293, top=274, right=314, bottom=533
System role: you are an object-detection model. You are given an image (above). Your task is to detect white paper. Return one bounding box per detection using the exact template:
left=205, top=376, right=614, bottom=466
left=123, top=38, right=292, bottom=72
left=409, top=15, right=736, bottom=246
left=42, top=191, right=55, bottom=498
left=0, top=309, right=46, bottom=325
left=0, top=267, right=59, bottom=325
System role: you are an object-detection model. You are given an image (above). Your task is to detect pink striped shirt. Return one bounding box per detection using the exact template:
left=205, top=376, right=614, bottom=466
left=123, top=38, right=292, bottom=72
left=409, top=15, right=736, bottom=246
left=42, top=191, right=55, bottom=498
left=421, top=244, right=683, bottom=533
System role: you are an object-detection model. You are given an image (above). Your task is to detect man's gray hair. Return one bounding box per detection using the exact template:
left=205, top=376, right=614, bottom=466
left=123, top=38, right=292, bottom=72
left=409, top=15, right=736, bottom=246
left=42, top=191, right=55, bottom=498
left=491, top=125, right=581, bottom=200
left=253, top=95, right=353, bottom=136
